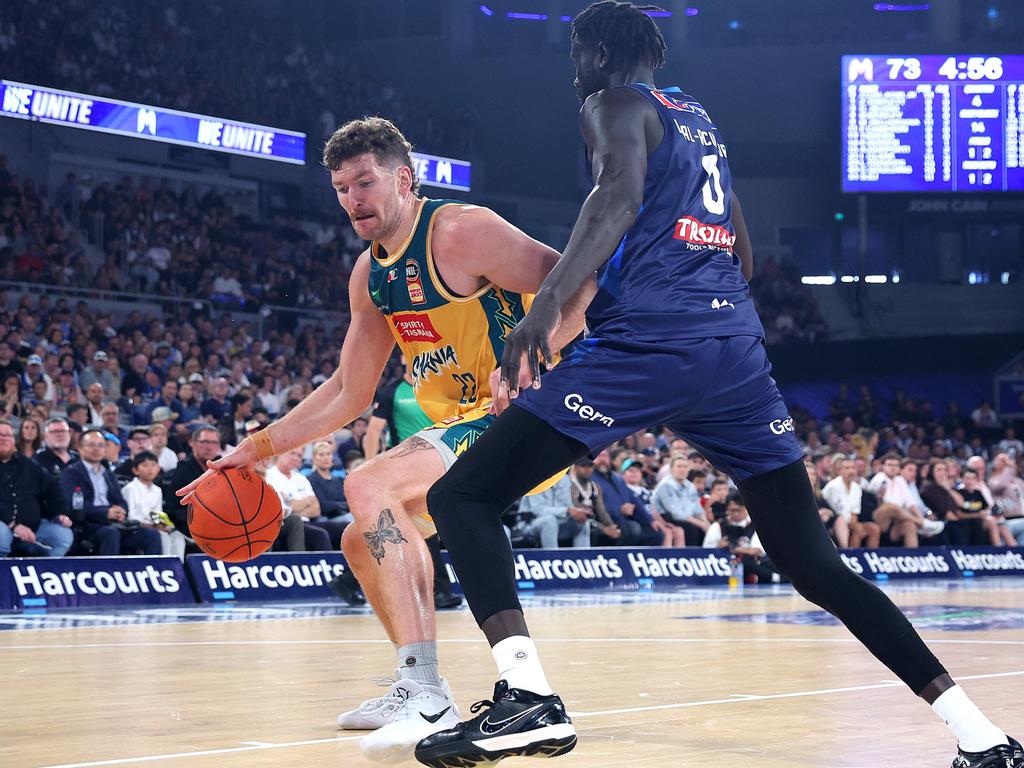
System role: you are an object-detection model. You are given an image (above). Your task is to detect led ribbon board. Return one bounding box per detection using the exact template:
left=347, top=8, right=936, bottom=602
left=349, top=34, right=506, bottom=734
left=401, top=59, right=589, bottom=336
left=1, top=79, right=306, bottom=164
left=410, top=152, right=472, bottom=191
left=841, top=55, right=1024, bottom=192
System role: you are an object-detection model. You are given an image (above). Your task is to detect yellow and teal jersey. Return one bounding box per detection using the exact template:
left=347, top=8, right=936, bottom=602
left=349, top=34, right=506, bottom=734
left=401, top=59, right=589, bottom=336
left=367, top=197, right=532, bottom=425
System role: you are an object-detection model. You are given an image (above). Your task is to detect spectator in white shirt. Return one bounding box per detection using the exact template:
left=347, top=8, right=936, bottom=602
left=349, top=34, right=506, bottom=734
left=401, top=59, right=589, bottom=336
left=148, top=423, right=179, bottom=473
left=970, top=401, right=1001, bottom=430
left=867, top=453, right=924, bottom=548
left=823, top=457, right=881, bottom=548
left=265, top=448, right=331, bottom=551
left=996, top=428, right=1023, bottom=460
left=651, top=455, right=706, bottom=545
left=122, top=451, right=186, bottom=559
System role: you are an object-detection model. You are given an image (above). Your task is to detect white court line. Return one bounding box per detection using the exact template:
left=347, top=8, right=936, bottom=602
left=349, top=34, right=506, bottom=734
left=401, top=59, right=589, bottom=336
left=40, top=735, right=363, bottom=768
left=569, top=669, right=1024, bottom=717
left=35, top=669, right=1024, bottom=768
left=4, top=636, right=1024, bottom=651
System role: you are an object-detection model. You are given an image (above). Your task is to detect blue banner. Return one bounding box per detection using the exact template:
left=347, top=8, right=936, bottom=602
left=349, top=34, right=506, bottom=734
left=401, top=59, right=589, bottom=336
left=186, top=552, right=351, bottom=602
left=0, top=556, right=192, bottom=611
left=410, top=152, right=472, bottom=192
left=1, top=79, right=305, bottom=164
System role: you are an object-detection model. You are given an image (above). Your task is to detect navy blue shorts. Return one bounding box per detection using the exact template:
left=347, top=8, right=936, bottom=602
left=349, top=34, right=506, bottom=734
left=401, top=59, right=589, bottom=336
left=511, top=335, right=803, bottom=481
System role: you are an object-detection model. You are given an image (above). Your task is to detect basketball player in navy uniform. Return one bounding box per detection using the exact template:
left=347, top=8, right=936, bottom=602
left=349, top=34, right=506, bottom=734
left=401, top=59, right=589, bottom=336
left=416, top=3, right=1023, bottom=767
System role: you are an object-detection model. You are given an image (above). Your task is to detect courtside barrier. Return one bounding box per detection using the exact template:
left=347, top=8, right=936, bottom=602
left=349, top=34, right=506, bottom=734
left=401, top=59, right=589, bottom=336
left=2, top=546, right=1023, bottom=611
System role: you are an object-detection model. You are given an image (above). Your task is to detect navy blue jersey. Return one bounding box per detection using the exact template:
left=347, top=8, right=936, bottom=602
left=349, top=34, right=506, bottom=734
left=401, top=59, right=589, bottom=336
left=584, top=83, right=764, bottom=343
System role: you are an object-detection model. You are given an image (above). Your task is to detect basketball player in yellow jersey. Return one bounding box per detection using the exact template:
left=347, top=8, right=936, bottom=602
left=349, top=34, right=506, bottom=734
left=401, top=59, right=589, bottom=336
left=177, top=116, right=594, bottom=763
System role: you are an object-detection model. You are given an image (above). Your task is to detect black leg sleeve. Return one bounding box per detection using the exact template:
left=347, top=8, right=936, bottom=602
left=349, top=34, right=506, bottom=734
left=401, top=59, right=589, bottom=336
left=738, top=460, right=947, bottom=695
left=427, top=405, right=589, bottom=627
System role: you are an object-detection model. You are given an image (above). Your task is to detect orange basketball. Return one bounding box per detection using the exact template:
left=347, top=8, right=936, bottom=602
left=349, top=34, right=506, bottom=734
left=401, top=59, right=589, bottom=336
left=187, top=468, right=282, bottom=562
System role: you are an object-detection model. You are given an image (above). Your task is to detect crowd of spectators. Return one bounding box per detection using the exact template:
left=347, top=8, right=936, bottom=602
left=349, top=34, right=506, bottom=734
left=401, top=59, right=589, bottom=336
left=749, top=254, right=828, bottom=344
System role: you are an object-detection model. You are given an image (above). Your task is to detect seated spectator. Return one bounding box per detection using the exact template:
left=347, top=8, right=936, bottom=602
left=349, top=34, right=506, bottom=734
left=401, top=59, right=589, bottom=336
left=85, top=383, right=106, bottom=424
left=103, top=432, right=123, bottom=466
left=703, top=492, right=779, bottom=583
left=16, top=416, right=42, bottom=457
left=622, top=459, right=683, bottom=547
left=166, top=425, right=222, bottom=541
left=987, top=453, right=1024, bottom=544
left=568, top=457, right=621, bottom=546
left=79, top=350, right=118, bottom=397
left=704, top=477, right=730, bottom=522
left=650, top=456, right=705, bottom=545
left=0, top=419, right=74, bottom=557
left=307, top=440, right=352, bottom=524
left=0, top=372, right=25, bottom=420
left=99, top=402, right=128, bottom=448
left=144, top=380, right=184, bottom=426
left=149, top=422, right=180, bottom=473
left=996, top=428, right=1023, bottom=460
left=66, top=402, right=89, bottom=430
left=515, top=473, right=591, bottom=549
left=964, top=455, right=1016, bottom=546
left=336, top=416, right=369, bottom=458
left=114, top=427, right=158, bottom=487
left=822, top=456, right=881, bottom=548
left=53, top=370, right=84, bottom=411
left=868, top=454, right=935, bottom=548
left=806, top=461, right=842, bottom=542
left=970, top=400, right=1001, bottom=431
left=200, top=377, right=232, bottom=423
left=60, top=428, right=161, bottom=556
left=217, top=393, right=252, bottom=448
left=177, top=381, right=201, bottom=423
left=265, top=448, right=334, bottom=551
left=33, top=417, right=79, bottom=478
left=122, top=451, right=185, bottom=560
left=592, top=451, right=664, bottom=547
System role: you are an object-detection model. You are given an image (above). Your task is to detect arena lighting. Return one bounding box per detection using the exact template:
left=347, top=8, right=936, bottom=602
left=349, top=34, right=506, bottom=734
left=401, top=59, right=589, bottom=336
left=800, top=275, right=837, bottom=285
left=1001, top=272, right=1010, bottom=284
left=873, top=3, right=931, bottom=11
left=864, top=274, right=888, bottom=283
left=479, top=4, right=493, bottom=16
left=892, top=271, right=901, bottom=283
left=507, top=12, right=547, bottom=20
left=840, top=275, right=860, bottom=283
left=643, top=10, right=672, bottom=17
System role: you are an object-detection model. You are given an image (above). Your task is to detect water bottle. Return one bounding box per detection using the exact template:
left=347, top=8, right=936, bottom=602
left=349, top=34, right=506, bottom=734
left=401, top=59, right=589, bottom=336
left=728, top=556, right=744, bottom=589
left=72, top=486, right=84, bottom=512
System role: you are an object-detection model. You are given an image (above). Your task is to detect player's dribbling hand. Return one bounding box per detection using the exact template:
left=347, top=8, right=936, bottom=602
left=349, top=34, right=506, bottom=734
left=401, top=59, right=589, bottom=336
left=175, top=439, right=260, bottom=506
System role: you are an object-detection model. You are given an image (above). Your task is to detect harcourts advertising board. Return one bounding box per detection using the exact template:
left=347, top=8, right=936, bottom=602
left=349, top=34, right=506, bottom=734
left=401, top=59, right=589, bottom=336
left=186, top=552, right=350, bottom=602
left=489, top=548, right=732, bottom=591
left=0, top=556, right=191, bottom=610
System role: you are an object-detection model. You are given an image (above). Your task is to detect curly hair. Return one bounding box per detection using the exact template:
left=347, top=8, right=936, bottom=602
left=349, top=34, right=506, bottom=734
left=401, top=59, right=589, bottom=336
left=322, top=116, right=420, bottom=194
left=571, top=1, right=667, bottom=72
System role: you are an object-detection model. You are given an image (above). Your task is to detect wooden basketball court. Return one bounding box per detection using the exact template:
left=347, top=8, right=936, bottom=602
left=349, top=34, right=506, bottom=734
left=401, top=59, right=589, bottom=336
left=4, top=579, right=1023, bottom=768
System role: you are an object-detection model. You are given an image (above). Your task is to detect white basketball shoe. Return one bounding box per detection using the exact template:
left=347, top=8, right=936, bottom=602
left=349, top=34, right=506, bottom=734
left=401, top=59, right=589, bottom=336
left=337, top=674, right=456, bottom=730
left=359, top=678, right=461, bottom=763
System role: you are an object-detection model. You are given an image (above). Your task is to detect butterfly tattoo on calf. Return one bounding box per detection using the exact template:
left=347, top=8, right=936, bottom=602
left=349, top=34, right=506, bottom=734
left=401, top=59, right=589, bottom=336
left=364, top=508, right=409, bottom=563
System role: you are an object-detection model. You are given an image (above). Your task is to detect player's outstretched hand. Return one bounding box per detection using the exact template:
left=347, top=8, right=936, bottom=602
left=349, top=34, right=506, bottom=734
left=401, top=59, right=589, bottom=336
left=499, top=297, right=561, bottom=401
left=175, top=439, right=260, bottom=506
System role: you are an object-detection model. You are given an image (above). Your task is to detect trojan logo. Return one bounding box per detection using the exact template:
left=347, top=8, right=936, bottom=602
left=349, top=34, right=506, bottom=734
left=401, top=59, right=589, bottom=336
left=411, top=345, right=459, bottom=389
left=486, top=288, right=519, bottom=340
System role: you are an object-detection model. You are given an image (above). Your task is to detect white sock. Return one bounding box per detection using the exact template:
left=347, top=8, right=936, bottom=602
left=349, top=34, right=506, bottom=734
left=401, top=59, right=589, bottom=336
left=931, top=685, right=1007, bottom=753
left=491, top=636, right=553, bottom=696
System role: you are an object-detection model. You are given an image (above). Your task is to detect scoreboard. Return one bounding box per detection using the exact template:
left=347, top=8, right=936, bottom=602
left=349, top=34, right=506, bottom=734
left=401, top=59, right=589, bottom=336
left=841, top=55, right=1024, bottom=193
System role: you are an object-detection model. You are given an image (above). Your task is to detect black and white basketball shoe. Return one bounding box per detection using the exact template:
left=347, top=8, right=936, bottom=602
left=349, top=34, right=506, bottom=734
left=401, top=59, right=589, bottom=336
left=415, top=680, right=576, bottom=768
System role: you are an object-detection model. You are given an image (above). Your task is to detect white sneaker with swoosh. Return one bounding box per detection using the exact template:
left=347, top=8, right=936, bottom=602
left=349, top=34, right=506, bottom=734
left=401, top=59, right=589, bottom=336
left=359, top=678, right=461, bottom=764
left=415, top=680, right=576, bottom=768
left=338, top=674, right=456, bottom=730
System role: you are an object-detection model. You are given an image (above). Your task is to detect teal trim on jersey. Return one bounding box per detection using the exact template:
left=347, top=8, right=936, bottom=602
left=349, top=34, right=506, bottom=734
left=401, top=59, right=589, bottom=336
left=479, top=287, right=527, bottom=367
left=367, top=198, right=465, bottom=316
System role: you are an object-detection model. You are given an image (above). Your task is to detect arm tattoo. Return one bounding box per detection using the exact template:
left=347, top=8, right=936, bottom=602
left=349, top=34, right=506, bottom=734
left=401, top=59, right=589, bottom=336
left=386, top=435, right=436, bottom=459
left=364, top=508, right=409, bottom=564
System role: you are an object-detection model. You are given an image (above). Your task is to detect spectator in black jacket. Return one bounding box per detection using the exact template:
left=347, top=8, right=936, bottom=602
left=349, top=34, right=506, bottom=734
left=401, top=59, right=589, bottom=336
left=217, top=393, right=252, bottom=448
left=33, top=417, right=79, bottom=479
left=166, top=425, right=222, bottom=538
left=0, top=419, right=74, bottom=557
left=307, top=440, right=351, bottom=522
left=60, top=428, right=161, bottom=556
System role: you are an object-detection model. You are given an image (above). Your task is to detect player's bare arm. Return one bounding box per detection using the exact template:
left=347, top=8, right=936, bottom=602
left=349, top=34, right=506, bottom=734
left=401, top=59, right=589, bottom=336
left=499, top=86, right=652, bottom=394
left=732, top=192, right=753, bottom=281
left=178, top=251, right=394, bottom=502
left=431, top=204, right=596, bottom=408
